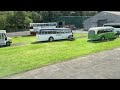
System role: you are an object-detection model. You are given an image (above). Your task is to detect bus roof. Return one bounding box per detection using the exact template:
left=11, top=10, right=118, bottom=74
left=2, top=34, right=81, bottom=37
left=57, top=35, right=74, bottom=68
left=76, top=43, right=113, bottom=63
left=38, top=28, right=70, bottom=30
left=104, top=23, right=120, bottom=25
left=89, top=27, right=113, bottom=31
left=0, top=30, right=6, bottom=33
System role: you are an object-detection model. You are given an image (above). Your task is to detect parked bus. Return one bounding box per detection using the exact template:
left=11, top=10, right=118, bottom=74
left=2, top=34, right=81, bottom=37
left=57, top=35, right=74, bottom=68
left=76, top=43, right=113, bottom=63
left=36, top=28, right=73, bottom=42
left=29, top=22, right=65, bottom=35
left=29, top=22, right=58, bottom=35
left=88, top=27, right=117, bottom=41
left=29, top=22, right=57, bottom=35
left=103, top=23, right=120, bottom=35
left=0, top=30, right=12, bottom=46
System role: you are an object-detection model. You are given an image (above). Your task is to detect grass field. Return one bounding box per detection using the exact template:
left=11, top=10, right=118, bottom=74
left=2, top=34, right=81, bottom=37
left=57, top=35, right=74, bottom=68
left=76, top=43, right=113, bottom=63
left=0, top=33, right=120, bottom=78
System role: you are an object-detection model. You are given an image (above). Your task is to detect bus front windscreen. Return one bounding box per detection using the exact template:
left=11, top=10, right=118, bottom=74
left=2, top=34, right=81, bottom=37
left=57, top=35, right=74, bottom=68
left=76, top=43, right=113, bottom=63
left=29, top=26, right=33, bottom=29
left=89, top=30, right=95, bottom=34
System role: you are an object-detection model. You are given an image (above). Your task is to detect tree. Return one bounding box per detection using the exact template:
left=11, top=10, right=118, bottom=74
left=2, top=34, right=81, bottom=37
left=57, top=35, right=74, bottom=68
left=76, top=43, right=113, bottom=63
left=6, top=11, right=15, bottom=31
left=31, top=11, right=42, bottom=23
left=39, top=11, right=50, bottom=22
left=47, top=11, right=62, bottom=22
left=24, top=17, right=32, bottom=30
left=0, top=15, right=7, bottom=29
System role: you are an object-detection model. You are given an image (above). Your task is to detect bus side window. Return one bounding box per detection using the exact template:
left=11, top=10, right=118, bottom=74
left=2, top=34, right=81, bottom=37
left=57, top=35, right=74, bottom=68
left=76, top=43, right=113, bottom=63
left=53, top=31, right=56, bottom=34
left=104, top=29, right=107, bottom=33
left=39, top=30, right=42, bottom=34
left=106, top=29, right=112, bottom=32
left=110, top=29, right=113, bottom=32
left=0, top=33, right=2, bottom=39
left=30, top=27, right=33, bottom=29
left=48, top=31, right=52, bottom=34
left=61, top=30, right=64, bottom=34
left=97, top=30, right=104, bottom=34
left=45, top=31, right=48, bottom=34
left=66, top=30, right=68, bottom=33
left=113, top=25, right=120, bottom=28
left=107, top=29, right=111, bottom=32
left=56, top=31, right=60, bottom=34
left=42, top=31, right=45, bottom=34
left=67, top=29, right=71, bottom=33
left=111, top=29, right=114, bottom=32
left=0, top=33, right=4, bottom=39
left=65, top=30, right=68, bottom=33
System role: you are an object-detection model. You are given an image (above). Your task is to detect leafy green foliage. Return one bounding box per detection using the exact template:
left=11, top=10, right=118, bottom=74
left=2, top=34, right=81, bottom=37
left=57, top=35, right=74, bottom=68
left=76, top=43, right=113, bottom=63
left=0, top=11, right=98, bottom=32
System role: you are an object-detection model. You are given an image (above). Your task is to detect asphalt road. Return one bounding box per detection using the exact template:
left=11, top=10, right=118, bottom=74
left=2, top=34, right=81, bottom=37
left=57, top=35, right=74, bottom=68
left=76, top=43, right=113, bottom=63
left=3, top=47, right=120, bottom=79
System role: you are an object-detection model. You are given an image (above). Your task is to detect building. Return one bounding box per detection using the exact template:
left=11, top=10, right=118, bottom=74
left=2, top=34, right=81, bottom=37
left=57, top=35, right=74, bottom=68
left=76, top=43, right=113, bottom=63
left=53, top=16, right=91, bottom=28
left=83, top=11, right=120, bottom=30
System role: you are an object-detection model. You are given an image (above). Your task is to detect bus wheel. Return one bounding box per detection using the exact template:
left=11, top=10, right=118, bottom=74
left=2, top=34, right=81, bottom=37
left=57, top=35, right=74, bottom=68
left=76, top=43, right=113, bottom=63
left=117, top=35, right=119, bottom=38
left=68, top=35, right=73, bottom=40
left=6, top=42, right=11, bottom=46
left=49, top=37, right=54, bottom=42
left=101, top=36, right=105, bottom=41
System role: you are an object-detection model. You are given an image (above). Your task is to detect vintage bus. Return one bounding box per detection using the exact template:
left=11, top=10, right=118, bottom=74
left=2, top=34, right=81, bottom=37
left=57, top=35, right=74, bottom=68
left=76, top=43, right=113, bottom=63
left=29, top=22, right=58, bottom=35
left=88, top=27, right=117, bottom=41
left=103, top=23, right=120, bottom=35
left=0, top=30, right=12, bottom=46
left=36, top=28, right=73, bottom=42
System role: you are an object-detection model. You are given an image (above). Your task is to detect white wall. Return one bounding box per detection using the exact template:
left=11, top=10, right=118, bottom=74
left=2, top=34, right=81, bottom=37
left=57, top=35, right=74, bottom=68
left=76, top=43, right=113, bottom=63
left=7, top=31, right=30, bottom=37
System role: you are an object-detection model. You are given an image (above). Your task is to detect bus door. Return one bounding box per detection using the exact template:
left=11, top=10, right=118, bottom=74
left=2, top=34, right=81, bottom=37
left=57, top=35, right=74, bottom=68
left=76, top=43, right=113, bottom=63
left=60, top=30, right=65, bottom=39
left=0, top=33, right=5, bottom=45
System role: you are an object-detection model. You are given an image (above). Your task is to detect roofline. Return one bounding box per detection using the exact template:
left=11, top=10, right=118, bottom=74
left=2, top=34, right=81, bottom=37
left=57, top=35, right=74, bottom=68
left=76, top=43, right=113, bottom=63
left=104, top=23, right=120, bottom=25
left=83, top=11, right=120, bottom=24
left=38, top=28, right=70, bottom=30
left=89, top=27, right=114, bottom=31
left=59, top=16, right=92, bottom=17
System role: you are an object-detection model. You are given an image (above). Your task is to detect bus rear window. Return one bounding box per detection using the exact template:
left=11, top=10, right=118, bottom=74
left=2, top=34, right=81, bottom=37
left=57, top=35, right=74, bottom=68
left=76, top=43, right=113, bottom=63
left=29, top=27, right=33, bottom=29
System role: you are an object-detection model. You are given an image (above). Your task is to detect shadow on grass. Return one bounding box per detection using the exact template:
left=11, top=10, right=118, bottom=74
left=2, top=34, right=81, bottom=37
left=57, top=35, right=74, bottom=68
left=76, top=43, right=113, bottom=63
left=0, top=45, right=10, bottom=48
left=31, top=39, right=75, bottom=44
left=87, top=39, right=115, bottom=43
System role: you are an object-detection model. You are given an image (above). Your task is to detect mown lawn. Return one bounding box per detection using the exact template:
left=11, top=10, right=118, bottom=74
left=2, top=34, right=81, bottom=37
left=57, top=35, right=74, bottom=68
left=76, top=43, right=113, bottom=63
left=73, top=33, right=88, bottom=38
left=0, top=33, right=120, bottom=78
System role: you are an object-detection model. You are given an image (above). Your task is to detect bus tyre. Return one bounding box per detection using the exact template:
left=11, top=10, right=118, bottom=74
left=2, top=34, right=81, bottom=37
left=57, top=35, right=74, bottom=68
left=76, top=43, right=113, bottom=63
left=101, top=36, right=105, bottom=41
left=6, top=42, right=11, bottom=46
left=49, top=37, right=54, bottom=42
left=117, top=35, right=119, bottom=38
left=68, top=35, right=73, bottom=40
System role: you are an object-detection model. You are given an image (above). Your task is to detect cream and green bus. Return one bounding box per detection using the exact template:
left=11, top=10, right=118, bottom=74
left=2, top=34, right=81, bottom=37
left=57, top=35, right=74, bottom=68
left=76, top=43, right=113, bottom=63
left=88, top=27, right=117, bottom=41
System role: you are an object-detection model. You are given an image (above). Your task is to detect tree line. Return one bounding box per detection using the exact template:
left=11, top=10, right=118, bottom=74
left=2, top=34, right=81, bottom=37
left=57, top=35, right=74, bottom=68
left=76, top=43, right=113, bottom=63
left=0, top=11, right=98, bottom=32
